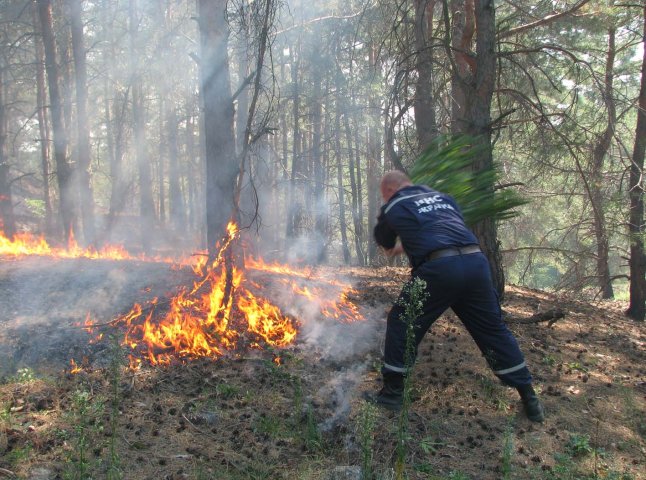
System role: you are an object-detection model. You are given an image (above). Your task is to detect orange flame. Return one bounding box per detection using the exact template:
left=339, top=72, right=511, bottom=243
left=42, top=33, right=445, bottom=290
left=69, top=358, right=82, bottom=374
left=17, top=221, right=363, bottom=367
left=105, top=234, right=362, bottom=366
left=0, top=229, right=180, bottom=263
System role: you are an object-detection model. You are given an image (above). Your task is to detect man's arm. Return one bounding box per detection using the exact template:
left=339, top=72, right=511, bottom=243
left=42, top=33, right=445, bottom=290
left=374, top=210, right=397, bottom=249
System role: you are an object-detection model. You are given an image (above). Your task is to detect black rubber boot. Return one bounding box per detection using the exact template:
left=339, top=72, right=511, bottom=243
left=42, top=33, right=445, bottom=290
left=367, top=372, right=404, bottom=412
left=517, top=384, right=545, bottom=423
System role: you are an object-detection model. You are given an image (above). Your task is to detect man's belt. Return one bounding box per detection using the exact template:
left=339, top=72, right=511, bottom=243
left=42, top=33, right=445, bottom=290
left=425, top=245, right=481, bottom=261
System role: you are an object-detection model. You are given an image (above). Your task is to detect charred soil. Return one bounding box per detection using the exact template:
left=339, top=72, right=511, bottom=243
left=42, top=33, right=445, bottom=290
left=0, top=260, right=644, bottom=479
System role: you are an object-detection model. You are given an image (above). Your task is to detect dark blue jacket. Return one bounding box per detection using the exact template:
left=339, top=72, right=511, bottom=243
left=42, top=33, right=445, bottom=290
left=374, top=185, right=479, bottom=268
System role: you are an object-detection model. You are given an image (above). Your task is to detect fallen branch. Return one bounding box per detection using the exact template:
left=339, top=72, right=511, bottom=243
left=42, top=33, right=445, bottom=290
left=505, top=308, right=566, bottom=327
left=0, top=468, right=16, bottom=478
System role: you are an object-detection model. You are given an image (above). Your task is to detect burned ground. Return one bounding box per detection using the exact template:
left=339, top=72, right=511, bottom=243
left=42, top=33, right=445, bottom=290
left=0, top=259, right=644, bottom=479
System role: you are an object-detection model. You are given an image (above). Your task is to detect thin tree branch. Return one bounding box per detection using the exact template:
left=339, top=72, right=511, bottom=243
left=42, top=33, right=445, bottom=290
left=499, top=0, right=593, bottom=39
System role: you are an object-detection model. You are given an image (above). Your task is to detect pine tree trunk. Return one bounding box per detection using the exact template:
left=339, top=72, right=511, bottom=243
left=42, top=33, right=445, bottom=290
left=312, top=48, right=327, bottom=263
left=37, top=0, right=76, bottom=243
left=129, top=0, right=155, bottom=253
left=414, top=0, right=438, bottom=150
left=0, top=63, right=16, bottom=238
left=70, top=0, right=96, bottom=246
left=588, top=27, right=616, bottom=299
left=335, top=96, right=351, bottom=264
left=168, top=108, right=185, bottom=231
left=158, top=97, right=166, bottom=225
left=32, top=2, right=53, bottom=235
left=626, top=5, right=646, bottom=322
left=446, top=0, right=503, bottom=295
left=197, top=0, right=237, bottom=254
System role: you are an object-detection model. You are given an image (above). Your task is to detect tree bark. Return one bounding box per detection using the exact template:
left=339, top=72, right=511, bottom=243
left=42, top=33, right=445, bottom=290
left=0, top=62, right=16, bottom=238
left=129, top=0, right=155, bottom=253
left=334, top=99, right=351, bottom=264
left=312, top=46, right=327, bottom=263
left=626, top=5, right=646, bottom=322
left=446, top=0, right=503, bottom=295
left=32, top=2, right=53, bottom=235
left=197, top=0, right=237, bottom=254
left=70, top=0, right=96, bottom=246
left=158, top=97, right=166, bottom=225
left=287, top=48, right=303, bottom=244
left=367, top=42, right=381, bottom=265
left=588, top=27, right=616, bottom=299
left=414, top=0, right=439, bottom=150
left=37, top=0, right=76, bottom=242
left=168, top=107, right=185, bottom=231
left=185, top=108, right=198, bottom=232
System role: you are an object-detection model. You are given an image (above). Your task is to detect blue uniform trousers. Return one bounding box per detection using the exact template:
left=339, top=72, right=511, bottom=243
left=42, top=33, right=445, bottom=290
left=382, top=252, right=532, bottom=387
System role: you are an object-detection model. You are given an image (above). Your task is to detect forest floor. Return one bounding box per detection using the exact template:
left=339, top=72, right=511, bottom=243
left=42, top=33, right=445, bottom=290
left=0, top=256, right=644, bottom=480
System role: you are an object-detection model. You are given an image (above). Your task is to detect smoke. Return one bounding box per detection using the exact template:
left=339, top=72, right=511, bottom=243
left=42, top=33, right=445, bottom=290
left=0, top=256, right=193, bottom=376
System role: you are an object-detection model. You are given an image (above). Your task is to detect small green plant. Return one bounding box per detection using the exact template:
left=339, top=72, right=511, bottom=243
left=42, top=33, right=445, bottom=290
left=447, top=471, right=470, bottom=480
left=414, top=462, right=435, bottom=474
left=566, top=433, right=593, bottom=457
left=262, top=358, right=293, bottom=383
left=395, top=277, right=428, bottom=480
left=0, top=402, right=10, bottom=422
left=13, top=367, right=36, bottom=383
left=303, top=404, right=321, bottom=452
left=477, top=375, right=509, bottom=411
left=357, top=402, right=378, bottom=479
left=542, top=354, right=557, bottom=366
left=500, top=418, right=515, bottom=479
left=292, top=377, right=303, bottom=419
left=64, top=389, right=92, bottom=480
left=5, top=443, right=32, bottom=466
left=216, top=382, right=239, bottom=399
left=419, top=436, right=444, bottom=455
left=567, top=362, right=588, bottom=373
left=106, top=336, right=125, bottom=480
left=620, top=385, right=646, bottom=439
left=254, top=412, right=282, bottom=436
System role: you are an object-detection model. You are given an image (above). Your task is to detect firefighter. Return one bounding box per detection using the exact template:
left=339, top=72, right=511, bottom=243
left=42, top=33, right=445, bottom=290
left=370, top=170, right=544, bottom=422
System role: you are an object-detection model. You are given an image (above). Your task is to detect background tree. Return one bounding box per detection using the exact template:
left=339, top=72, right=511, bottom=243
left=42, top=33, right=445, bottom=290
left=197, top=0, right=237, bottom=253
left=626, top=4, right=646, bottom=322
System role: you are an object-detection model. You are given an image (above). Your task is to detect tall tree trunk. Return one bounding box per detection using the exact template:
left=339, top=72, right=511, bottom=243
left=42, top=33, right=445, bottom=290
left=197, top=0, right=237, bottom=254
left=33, top=2, right=53, bottom=235
left=334, top=92, right=351, bottom=264
left=185, top=109, right=198, bottom=232
left=367, top=42, right=381, bottom=264
left=445, top=0, right=503, bottom=294
left=312, top=47, right=327, bottom=263
left=158, top=97, right=166, bottom=225
left=70, top=0, right=95, bottom=246
left=168, top=107, right=185, bottom=231
left=235, top=1, right=250, bottom=154
left=588, top=27, right=616, bottom=299
left=108, top=90, right=129, bottom=224
left=414, top=0, right=438, bottom=150
left=129, top=0, right=155, bottom=253
left=37, top=0, right=75, bottom=242
left=0, top=62, right=16, bottom=238
left=287, top=50, right=303, bottom=243
left=103, top=4, right=127, bottom=231
left=626, top=5, right=646, bottom=322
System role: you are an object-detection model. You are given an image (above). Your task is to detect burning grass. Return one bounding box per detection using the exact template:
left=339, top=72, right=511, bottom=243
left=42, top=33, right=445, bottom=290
left=2, top=225, right=364, bottom=370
